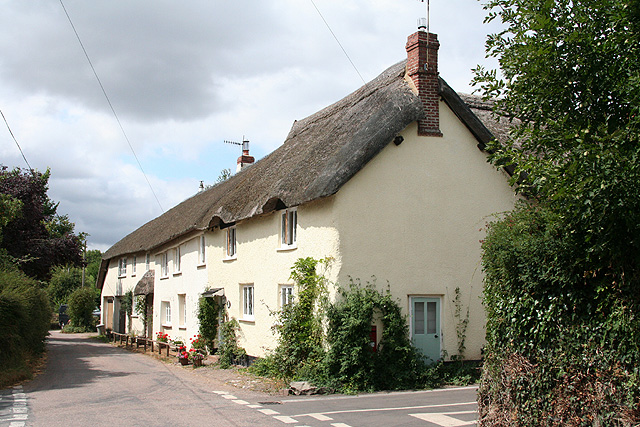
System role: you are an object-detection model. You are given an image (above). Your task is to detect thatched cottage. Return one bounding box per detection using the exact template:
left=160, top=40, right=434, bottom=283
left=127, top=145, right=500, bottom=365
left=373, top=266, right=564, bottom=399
left=97, top=30, right=516, bottom=362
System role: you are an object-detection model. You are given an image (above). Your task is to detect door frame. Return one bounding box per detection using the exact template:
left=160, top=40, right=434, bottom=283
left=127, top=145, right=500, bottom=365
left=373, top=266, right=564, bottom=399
left=409, top=295, right=442, bottom=363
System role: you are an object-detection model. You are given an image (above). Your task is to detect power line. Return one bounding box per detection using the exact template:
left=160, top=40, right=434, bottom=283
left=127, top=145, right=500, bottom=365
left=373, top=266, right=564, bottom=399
left=309, top=0, right=366, bottom=85
left=1, top=109, right=34, bottom=173
left=58, top=0, right=164, bottom=213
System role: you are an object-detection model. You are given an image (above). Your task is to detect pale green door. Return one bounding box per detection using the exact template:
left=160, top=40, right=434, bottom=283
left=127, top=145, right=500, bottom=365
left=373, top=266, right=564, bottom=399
left=411, top=297, right=441, bottom=363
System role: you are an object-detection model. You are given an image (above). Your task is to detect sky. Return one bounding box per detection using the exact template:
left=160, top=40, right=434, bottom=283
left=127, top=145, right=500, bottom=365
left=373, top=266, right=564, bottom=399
left=0, top=0, right=502, bottom=252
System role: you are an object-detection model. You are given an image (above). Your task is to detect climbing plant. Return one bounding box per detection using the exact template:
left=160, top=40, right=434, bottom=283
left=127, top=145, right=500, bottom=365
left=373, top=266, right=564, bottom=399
left=197, top=294, right=220, bottom=352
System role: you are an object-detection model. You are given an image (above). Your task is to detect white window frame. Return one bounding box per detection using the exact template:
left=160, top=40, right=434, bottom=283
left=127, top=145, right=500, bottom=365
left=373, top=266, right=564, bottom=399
left=279, top=208, right=297, bottom=250
left=242, top=284, right=254, bottom=321
left=118, top=258, right=127, bottom=277
left=173, top=246, right=181, bottom=274
left=162, top=301, right=172, bottom=326
left=226, top=226, right=237, bottom=259
left=280, top=285, right=294, bottom=307
left=160, top=252, right=169, bottom=278
left=198, top=235, right=206, bottom=266
left=132, top=255, right=137, bottom=276
left=178, top=294, right=186, bottom=328
left=145, top=253, right=150, bottom=271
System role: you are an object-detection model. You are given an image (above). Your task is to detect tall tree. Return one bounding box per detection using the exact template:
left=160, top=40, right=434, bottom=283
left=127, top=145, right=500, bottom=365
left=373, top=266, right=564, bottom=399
left=0, top=167, right=83, bottom=280
left=475, top=0, right=640, bottom=424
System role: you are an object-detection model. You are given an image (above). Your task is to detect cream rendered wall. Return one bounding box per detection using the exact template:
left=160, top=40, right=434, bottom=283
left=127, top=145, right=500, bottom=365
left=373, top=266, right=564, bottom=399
left=207, top=197, right=341, bottom=357
left=152, top=232, right=208, bottom=344
left=331, top=100, right=517, bottom=360
left=100, top=254, right=151, bottom=334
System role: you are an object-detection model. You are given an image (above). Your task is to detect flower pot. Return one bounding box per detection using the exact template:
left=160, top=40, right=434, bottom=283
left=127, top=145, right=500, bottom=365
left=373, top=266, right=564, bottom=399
left=193, top=358, right=203, bottom=367
left=179, top=357, right=189, bottom=366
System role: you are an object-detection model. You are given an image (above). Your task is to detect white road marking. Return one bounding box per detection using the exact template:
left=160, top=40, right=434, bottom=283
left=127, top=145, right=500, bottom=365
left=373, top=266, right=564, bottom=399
left=259, top=408, right=280, bottom=415
left=222, top=394, right=237, bottom=400
left=273, top=415, right=298, bottom=423
left=409, top=411, right=477, bottom=426
left=331, top=423, right=353, bottom=427
left=232, top=399, right=250, bottom=405
left=294, top=401, right=477, bottom=417
left=308, top=413, right=333, bottom=421
left=247, top=404, right=262, bottom=408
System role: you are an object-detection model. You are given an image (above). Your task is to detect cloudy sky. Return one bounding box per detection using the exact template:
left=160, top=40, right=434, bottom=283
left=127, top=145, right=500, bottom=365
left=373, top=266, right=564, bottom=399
left=0, top=0, right=501, bottom=251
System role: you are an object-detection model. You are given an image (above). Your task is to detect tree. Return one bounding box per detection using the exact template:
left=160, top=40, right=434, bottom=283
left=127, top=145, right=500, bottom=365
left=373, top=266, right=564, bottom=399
left=47, top=265, right=82, bottom=308
left=474, top=0, right=640, bottom=424
left=67, top=286, right=97, bottom=331
left=0, top=167, right=83, bottom=280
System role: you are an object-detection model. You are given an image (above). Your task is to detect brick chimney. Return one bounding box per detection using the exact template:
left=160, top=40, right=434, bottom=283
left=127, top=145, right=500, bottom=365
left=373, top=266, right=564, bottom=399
left=236, top=139, right=255, bottom=172
left=406, top=31, right=442, bottom=137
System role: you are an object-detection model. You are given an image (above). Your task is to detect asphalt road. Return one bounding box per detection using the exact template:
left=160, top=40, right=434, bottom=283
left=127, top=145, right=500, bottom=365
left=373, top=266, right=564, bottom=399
left=0, top=332, right=478, bottom=427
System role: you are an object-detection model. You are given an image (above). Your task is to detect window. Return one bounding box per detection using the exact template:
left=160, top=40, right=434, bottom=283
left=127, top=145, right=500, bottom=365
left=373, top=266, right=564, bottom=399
left=132, top=255, right=137, bottom=276
left=280, top=285, right=294, bottom=307
left=280, top=208, right=297, bottom=248
left=162, top=301, right=172, bottom=325
left=242, top=285, right=254, bottom=321
left=178, top=294, right=186, bottom=328
left=145, top=253, right=150, bottom=271
left=226, top=226, right=237, bottom=259
left=160, top=252, right=168, bottom=278
left=174, top=246, right=181, bottom=274
left=118, top=258, right=127, bottom=277
left=199, top=235, right=206, bottom=265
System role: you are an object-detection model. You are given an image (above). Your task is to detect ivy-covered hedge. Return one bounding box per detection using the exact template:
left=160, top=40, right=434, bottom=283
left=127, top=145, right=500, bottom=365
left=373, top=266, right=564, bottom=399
left=479, top=203, right=640, bottom=425
left=0, top=267, right=51, bottom=386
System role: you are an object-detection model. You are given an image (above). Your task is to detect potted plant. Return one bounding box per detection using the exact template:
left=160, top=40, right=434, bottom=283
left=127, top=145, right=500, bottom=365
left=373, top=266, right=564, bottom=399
left=189, top=349, right=205, bottom=367
left=156, top=331, right=169, bottom=343
left=178, top=348, right=190, bottom=365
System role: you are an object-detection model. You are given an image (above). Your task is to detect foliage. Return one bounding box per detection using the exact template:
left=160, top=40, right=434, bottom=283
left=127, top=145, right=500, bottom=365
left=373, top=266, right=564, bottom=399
left=0, top=166, right=83, bottom=280
left=266, top=257, right=329, bottom=378
left=84, top=249, right=102, bottom=287
left=324, top=279, right=428, bottom=392
left=250, top=259, right=469, bottom=393
left=0, top=268, right=51, bottom=384
left=47, top=265, right=83, bottom=308
left=479, top=203, right=640, bottom=425
left=217, top=318, right=246, bottom=368
left=452, top=286, right=470, bottom=360
left=67, top=286, right=98, bottom=331
left=134, top=295, right=149, bottom=336
left=189, top=334, right=207, bottom=355
left=474, top=0, right=640, bottom=424
left=197, top=295, right=220, bottom=351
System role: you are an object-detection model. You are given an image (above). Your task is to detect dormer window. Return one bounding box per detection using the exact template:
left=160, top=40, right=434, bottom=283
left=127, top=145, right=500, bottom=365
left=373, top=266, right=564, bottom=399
left=280, top=208, right=297, bottom=249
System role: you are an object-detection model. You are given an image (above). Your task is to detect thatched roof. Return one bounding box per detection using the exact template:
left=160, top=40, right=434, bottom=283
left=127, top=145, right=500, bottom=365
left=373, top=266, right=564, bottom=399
left=102, top=60, right=508, bottom=263
left=134, top=270, right=154, bottom=295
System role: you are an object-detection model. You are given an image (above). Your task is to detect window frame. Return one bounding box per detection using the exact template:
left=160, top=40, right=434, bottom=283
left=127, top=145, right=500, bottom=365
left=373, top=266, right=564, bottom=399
left=226, top=226, right=237, bottom=260
left=118, top=257, right=127, bottom=277
left=279, top=208, right=297, bottom=250
left=198, top=235, right=206, bottom=266
left=178, top=294, right=186, bottom=328
left=145, top=253, right=150, bottom=272
left=162, top=301, right=172, bottom=326
left=173, top=246, right=181, bottom=274
left=160, top=252, right=169, bottom=278
left=242, top=284, right=254, bottom=321
left=280, top=285, right=294, bottom=307
left=132, top=255, right=137, bottom=276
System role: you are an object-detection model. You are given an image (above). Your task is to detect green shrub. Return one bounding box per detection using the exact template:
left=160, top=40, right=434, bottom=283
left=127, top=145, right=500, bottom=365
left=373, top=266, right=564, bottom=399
left=480, top=202, right=640, bottom=425
left=197, top=295, right=220, bottom=352
left=217, top=318, right=246, bottom=368
left=67, top=286, right=97, bottom=331
left=0, top=268, right=51, bottom=385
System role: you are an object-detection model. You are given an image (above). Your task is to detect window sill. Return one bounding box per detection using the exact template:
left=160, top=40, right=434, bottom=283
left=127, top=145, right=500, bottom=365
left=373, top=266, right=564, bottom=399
left=239, top=317, right=255, bottom=323
left=178, top=326, right=187, bottom=330
left=173, top=271, right=182, bottom=276
left=160, top=275, right=169, bottom=280
left=223, top=255, right=237, bottom=262
left=118, top=275, right=126, bottom=279
left=162, top=324, right=172, bottom=329
left=277, top=244, right=297, bottom=252
left=197, top=263, right=206, bottom=269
